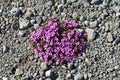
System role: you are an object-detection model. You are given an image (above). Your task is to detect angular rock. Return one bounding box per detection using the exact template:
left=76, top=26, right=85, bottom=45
left=40, top=62, right=47, bottom=70
left=2, top=77, right=8, bottom=80
left=35, top=16, right=42, bottom=24
left=85, top=28, right=96, bottom=41
left=19, top=18, right=31, bottom=30
left=61, top=0, right=67, bottom=4
left=47, top=0, right=54, bottom=7
left=89, top=21, right=98, bottom=28
left=3, top=45, right=9, bottom=53
left=74, top=74, right=84, bottom=80
left=45, top=70, right=52, bottom=77
left=15, top=68, right=23, bottom=76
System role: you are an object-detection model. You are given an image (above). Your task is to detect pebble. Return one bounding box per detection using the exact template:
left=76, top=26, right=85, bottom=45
left=91, top=0, right=101, bottom=4
left=30, top=19, right=36, bottom=25
left=11, top=22, right=19, bottom=30
left=19, top=18, right=31, bottom=30
left=107, top=33, right=113, bottom=42
left=66, top=73, right=71, bottom=78
left=40, top=62, right=47, bottom=70
left=3, top=45, right=9, bottom=53
left=15, top=68, right=23, bottom=76
left=45, top=70, right=52, bottom=77
left=107, top=68, right=113, bottom=72
left=72, top=12, right=78, bottom=19
left=47, top=0, right=54, bottom=7
left=61, top=0, right=67, bottom=4
left=88, top=73, right=92, bottom=78
left=89, top=21, right=98, bottom=28
left=18, top=31, right=25, bottom=37
left=114, top=65, right=119, bottom=70
left=85, top=28, right=96, bottom=41
left=58, top=4, right=64, bottom=12
left=74, top=74, right=84, bottom=80
left=84, top=73, right=88, bottom=80
left=71, top=0, right=77, bottom=2
left=2, top=77, right=8, bottom=80
left=35, top=16, right=42, bottom=24
left=84, top=21, right=89, bottom=26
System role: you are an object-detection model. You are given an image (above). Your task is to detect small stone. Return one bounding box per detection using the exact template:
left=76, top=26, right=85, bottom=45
left=30, top=19, right=36, bottom=25
left=2, top=77, right=8, bottom=80
left=114, top=65, right=119, bottom=70
left=107, top=68, right=113, bottom=72
left=107, top=33, right=113, bottom=42
left=34, top=24, right=39, bottom=29
left=14, top=58, right=21, bottom=63
left=47, top=0, right=54, bottom=7
left=15, top=68, right=23, bottom=76
left=61, top=0, right=67, bottom=4
left=40, top=62, right=47, bottom=70
left=89, top=21, right=98, bottom=28
left=45, top=70, right=52, bottom=77
left=72, top=12, right=78, bottom=19
left=84, top=21, right=89, bottom=26
left=25, top=8, right=34, bottom=18
left=66, top=73, right=71, bottom=78
left=18, top=31, right=25, bottom=37
left=19, top=18, right=31, bottom=30
left=85, top=28, right=96, bottom=41
left=10, top=7, right=22, bottom=16
left=58, top=4, right=64, bottom=12
left=91, top=0, right=102, bottom=4
left=11, top=22, right=19, bottom=30
left=84, top=73, right=88, bottom=80
left=88, top=73, right=92, bottom=78
left=36, top=16, right=42, bottom=24
left=71, top=0, right=77, bottom=2
left=3, top=45, right=9, bottom=53
left=80, top=15, right=86, bottom=22
left=74, top=74, right=84, bottom=80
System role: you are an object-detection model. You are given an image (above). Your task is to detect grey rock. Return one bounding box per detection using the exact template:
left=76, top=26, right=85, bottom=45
left=58, top=4, right=64, bottom=12
left=2, top=77, right=8, bottom=80
left=18, top=31, right=25, bottom=37
left=85, top=28, right=96, bottom=41
left=61, top=0, right=67, bottom=4
left=45, top=70, right=52, bottom=77
left=71, top=0, right=77, bottom=2
left=114, top=65, right=119, bottom=70
left=11, top=22, right=19, bottom=30
left=84, top=21, right=89, bottom=26
left=89, top=21, right=98, bottom=28
left=14, top=58, right=21, bottom=63
left=107, top=33, right=113, bottom=42
left=80, top=16, right=86, bottom=22
left=72, top=12, right=78, bottom=19
left=34, top=24, right=39, bottom=29
left=10, top=7, right=22, bottom=16
left=88, top=73, right=92, bottom=78
left=84, top=73, right=88, bottom=80
left=30, top=19, right=36, bottom=25
left=19, top=18, right=31, bottom=30
left=15, top=68, right=23, bottom=76
left=3, top=45, right=9, bottom=53
left=47, top=0, right=54, bottom=7
left=74, top=74, right=84, bottom=80
left=66, top=73, right=71, bottom=78
left=40, top=62, right=47, bottom=70
left=36, top=16, right=42, bottom=24
left=91, top=0, right=102, bottom=4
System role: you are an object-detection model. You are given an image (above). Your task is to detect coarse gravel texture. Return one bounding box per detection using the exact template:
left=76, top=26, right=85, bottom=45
left=0, top=0, right=120, bottom=80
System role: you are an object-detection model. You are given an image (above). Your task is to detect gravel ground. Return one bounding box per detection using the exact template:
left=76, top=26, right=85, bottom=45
left=0, top=0, right=120, bottom=80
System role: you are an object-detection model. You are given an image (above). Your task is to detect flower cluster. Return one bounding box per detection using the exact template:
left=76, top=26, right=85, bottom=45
left=29, top=19, right=87, bottom=64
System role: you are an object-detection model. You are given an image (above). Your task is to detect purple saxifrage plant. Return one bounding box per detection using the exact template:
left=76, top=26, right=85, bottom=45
left=29, top=18, right=87, bottom=64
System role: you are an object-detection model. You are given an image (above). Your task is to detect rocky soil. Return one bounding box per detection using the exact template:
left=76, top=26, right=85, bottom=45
left=0, top=0, right=120, bottom=80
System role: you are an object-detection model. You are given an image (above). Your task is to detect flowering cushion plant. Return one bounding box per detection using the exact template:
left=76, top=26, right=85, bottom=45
left=29, top=18, right=87, bottom=64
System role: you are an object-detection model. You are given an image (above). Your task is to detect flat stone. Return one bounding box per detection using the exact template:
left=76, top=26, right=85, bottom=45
left=2, top=77, right=8, bottom=80
left=36, top=16, right=42, bottom=24
left=85, top=28, right=96, bottom=41
left=40, top=62, right=47, bottom=70
left=107, top=33, right=113, bottom=42
left=89, top=21, right=98, bottom=28
left=47, top=0, right=54, bottom=7
left=19, top=18, right=31, bottom=30
left=45, top=70, right=52, bottom=77
left=61, top=0, right=67, bottom=4
left=15, top=68, right=23, bottom=76
left=74, top=74, right=84, bottom=80
left=91, top=0, right=102, bottom=4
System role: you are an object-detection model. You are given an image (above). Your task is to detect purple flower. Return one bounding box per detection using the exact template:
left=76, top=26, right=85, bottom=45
left=29, top=18, right=87, bottom=64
